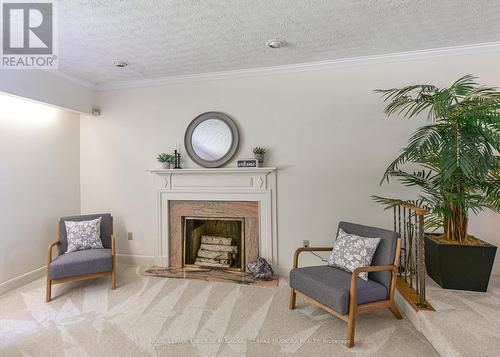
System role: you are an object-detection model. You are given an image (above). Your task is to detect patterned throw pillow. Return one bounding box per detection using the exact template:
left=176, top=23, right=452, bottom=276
left=328, top=228, right=381, bottom=281
left=65, top=217, right=103, bottom=253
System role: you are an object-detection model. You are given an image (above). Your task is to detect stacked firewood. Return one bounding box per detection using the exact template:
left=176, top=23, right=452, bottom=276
left=194, top=235, right=238, bottom=268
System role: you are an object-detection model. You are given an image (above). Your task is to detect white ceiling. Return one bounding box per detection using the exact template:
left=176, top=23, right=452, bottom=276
left=57, top=0, right=500, bottom=85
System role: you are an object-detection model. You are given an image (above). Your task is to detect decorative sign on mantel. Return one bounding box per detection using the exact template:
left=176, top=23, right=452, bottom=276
left=237, top=159, right=259, bottom=168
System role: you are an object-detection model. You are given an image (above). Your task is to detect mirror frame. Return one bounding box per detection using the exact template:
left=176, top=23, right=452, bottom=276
left=184, top=112, right=240, bottom=168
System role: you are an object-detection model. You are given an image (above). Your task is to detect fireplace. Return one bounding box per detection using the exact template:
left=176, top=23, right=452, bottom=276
left=183, top=217, right=244, bottom=270
left=149, top=167, right=277, bottom=271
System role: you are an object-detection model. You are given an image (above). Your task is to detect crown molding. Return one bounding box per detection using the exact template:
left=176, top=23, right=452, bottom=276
left=43, top=69, right=96, bottom=90
left=94, top=41, right=500, bottom=91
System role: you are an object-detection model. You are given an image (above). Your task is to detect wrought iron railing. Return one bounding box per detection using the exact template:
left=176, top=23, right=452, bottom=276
left=393, top=204, right=428, bottom=308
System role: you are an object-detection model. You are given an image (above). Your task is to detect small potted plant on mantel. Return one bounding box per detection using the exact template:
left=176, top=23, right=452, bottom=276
left=156, top=153, right=175, bottom=169
left=373, top=75, right=499, bottom=292
left=253, top=147, right=266, bottom=165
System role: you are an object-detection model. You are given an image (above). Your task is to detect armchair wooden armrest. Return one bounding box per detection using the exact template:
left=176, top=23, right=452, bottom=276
left=47, top=241, right=60, bottom=264
left=111, top=233, right=116, bottom=289
left=46, top=241, right=60, bottom=303
left=111, top=233, right=116, bottom=256
left=293, top=246, right=332, bottom=268
left=352, top=264, right=396, bottom=275
left=350, top=264, right=397, bottom=293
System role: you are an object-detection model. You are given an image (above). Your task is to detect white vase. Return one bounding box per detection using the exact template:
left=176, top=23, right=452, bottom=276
left=162, top=162, right=171, bottom=169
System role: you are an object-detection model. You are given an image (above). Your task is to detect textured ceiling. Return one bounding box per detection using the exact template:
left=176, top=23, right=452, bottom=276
left=57, top=0, right=500, bottom=85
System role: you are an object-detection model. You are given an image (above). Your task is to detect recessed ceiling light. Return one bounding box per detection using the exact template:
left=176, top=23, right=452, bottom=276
left=266, top=39, right=286, bottom=49
left=112, top=60, right=129, bottom=68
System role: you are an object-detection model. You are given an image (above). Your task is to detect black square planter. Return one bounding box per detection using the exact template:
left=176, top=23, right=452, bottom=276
left=425, top=235, right=497, bottom=292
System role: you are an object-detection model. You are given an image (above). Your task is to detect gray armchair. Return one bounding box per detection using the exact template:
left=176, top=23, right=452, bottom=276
left=289, top=221, right=402, bottom=347
left=46, top=214, right=116, bottom=302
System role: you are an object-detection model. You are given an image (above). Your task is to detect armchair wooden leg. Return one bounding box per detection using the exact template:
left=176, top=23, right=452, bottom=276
left=289, top=288, right=296, bottom=310
left=46, top=278, right=52, bottom=303
left=111, top=268, right=116, bottom=290
left=388, top=303, right=402, bottom=319
left=347, top=287, right=358, bottom=348
left=346, top=313, right=356, bottom=348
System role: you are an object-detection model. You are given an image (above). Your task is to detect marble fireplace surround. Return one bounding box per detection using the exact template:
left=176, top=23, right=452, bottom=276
left=149, top=168, right=277, bottom=271
left=169, top=200, right=258, bottom=268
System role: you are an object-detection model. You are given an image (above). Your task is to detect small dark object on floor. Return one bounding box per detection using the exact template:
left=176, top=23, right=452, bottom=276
left=247, top=257, right=274, bottom=280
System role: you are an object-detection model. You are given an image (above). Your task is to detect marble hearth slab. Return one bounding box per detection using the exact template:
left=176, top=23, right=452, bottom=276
left=143, top=266, right=279, bottom=287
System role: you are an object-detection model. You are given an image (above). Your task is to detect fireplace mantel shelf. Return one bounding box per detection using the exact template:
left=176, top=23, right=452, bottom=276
left=148, top=167, right=276, bottom=175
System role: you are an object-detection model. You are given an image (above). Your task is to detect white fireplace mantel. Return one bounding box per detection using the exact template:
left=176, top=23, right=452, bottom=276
left=148, top=167, right=278, bottom=270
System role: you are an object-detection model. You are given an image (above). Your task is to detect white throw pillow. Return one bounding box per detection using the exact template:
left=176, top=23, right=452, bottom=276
left=65, top=217, right=103, bottom=253
left=328, top=228, right=381, bottom=281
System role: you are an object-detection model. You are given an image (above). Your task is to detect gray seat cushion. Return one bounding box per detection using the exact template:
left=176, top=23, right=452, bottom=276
left=290, top=265, right=388, bottom=315
left=49, top=249, right=112, bottom=280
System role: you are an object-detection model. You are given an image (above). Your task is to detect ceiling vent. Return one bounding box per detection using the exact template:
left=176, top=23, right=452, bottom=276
left=266, top=39, right=286, bottom=49
left=112, top=60, right=129, bottom=68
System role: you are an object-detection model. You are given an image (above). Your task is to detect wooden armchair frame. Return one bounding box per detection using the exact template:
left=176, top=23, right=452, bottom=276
left=289, top=239, right=402, bottom=347
left=46, top=222, right=116, bottom=303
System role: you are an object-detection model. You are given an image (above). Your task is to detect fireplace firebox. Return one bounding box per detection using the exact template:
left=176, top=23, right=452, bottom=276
left=183, top=217, right=245, bottom=271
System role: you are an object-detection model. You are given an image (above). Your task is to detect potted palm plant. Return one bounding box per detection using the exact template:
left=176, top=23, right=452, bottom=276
left=373, top=75, right=499, bottom=292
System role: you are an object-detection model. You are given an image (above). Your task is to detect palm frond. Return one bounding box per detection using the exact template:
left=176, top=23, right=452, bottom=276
left=371, top=196, right=408, bottom=210
left=374, top=75, right=500, bottom=239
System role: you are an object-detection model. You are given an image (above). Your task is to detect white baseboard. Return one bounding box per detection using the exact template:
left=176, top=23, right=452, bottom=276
left=277, top=265, right=291, bottom=280
left=116, top=253, right=156, bottom=266
left=0, top=266, right=46, bottom=297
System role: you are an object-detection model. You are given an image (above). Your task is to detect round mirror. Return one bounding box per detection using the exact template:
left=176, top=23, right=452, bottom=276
left=192, top=119, right=233, bottom=161
left=184, top=112, right=239, bottom=168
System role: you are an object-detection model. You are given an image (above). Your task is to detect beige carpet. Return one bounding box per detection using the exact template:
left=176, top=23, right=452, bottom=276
left=417, top=276, right=500, bottom=357
left=0, top=264, right=437, bottom=357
